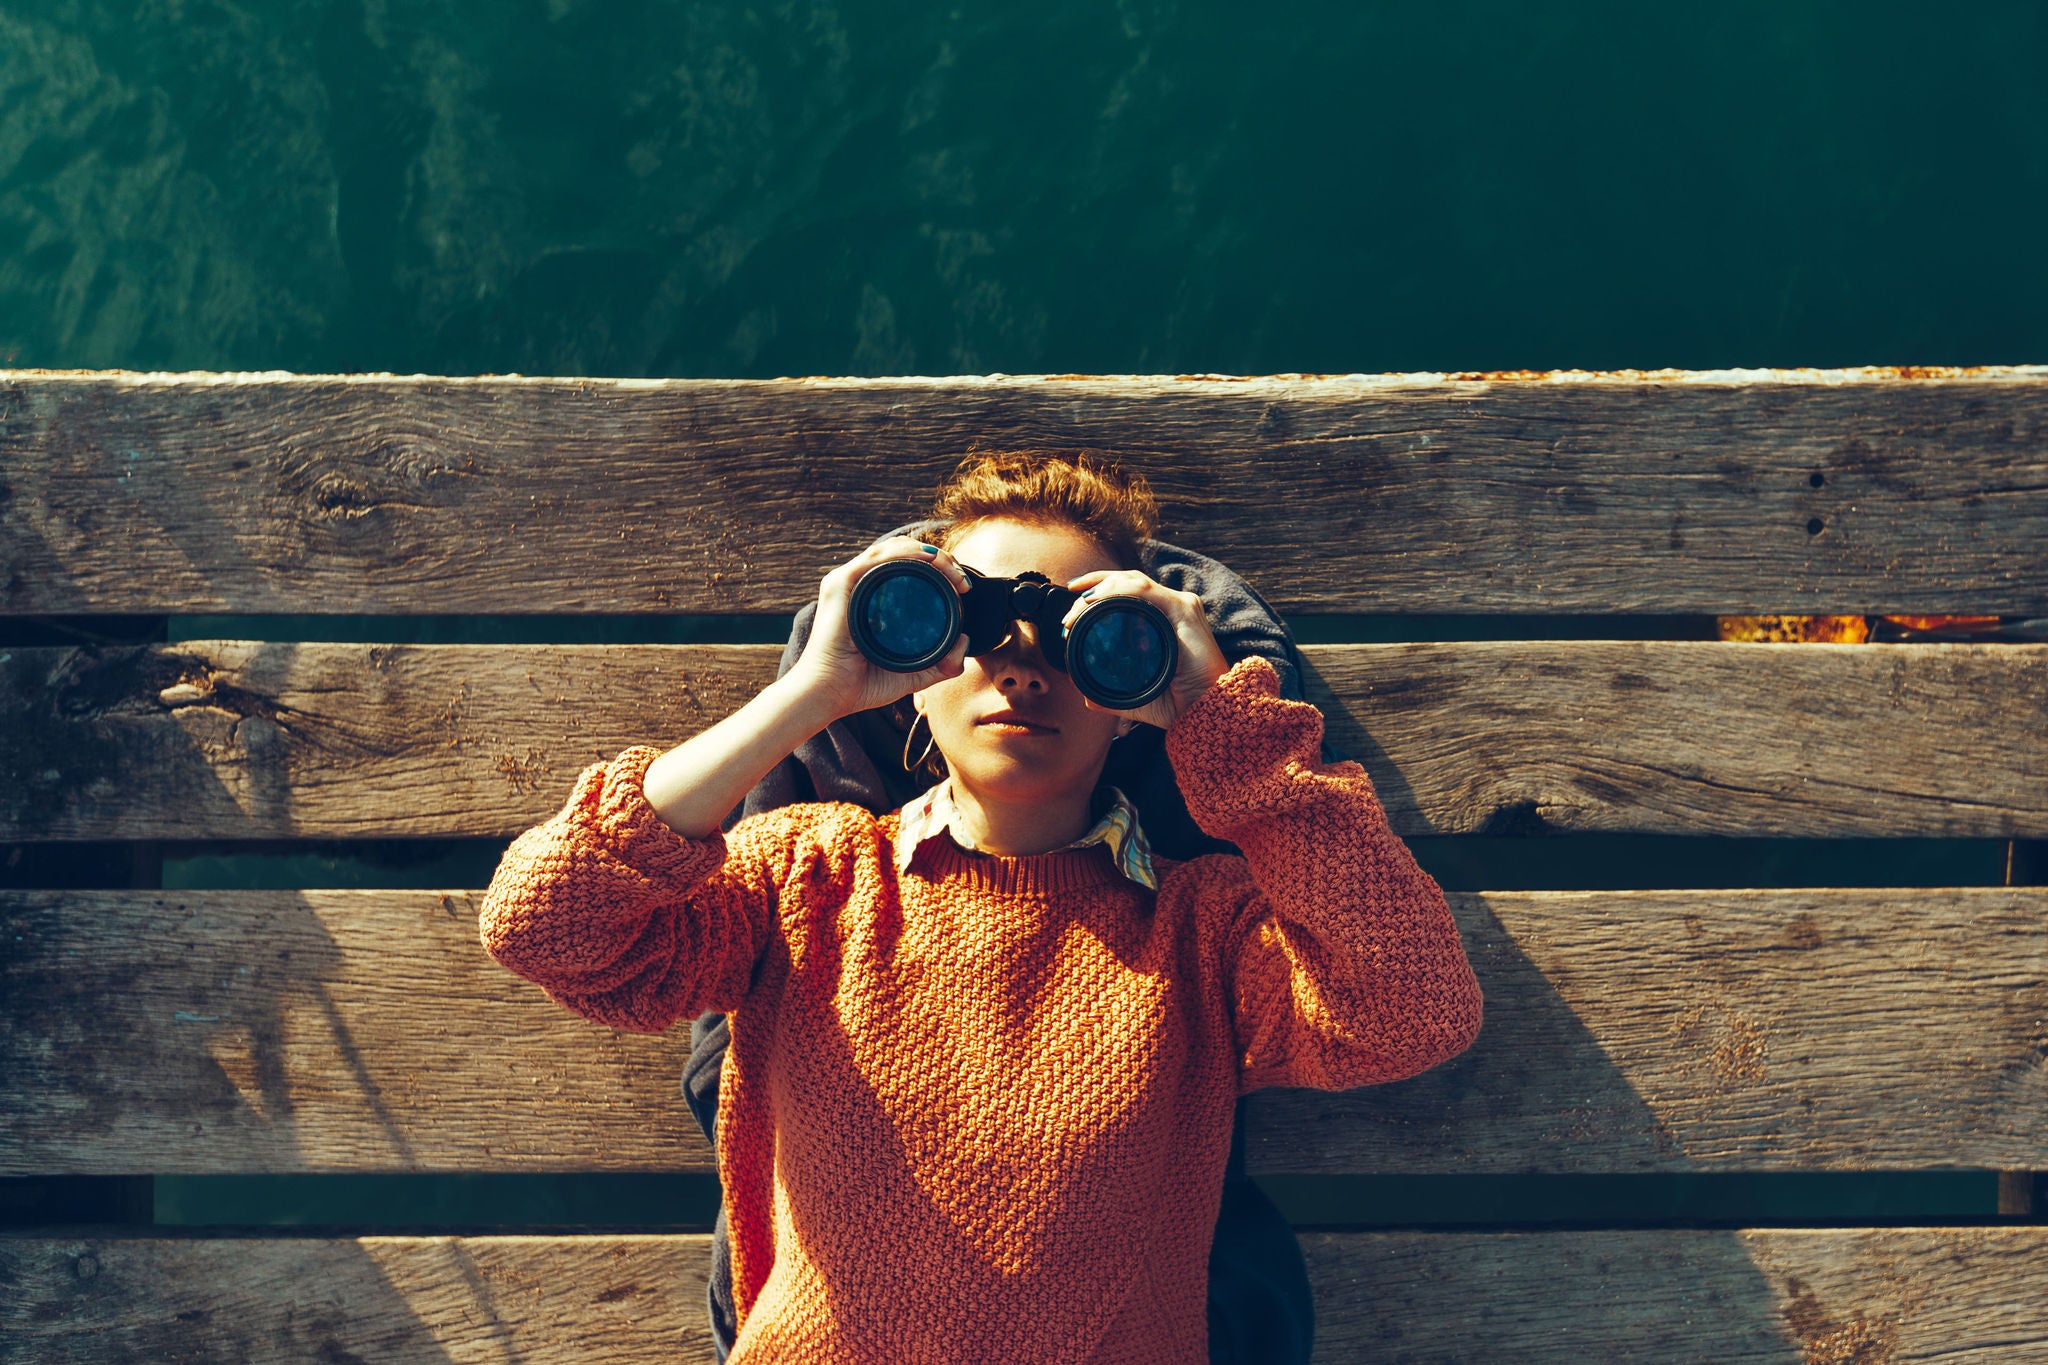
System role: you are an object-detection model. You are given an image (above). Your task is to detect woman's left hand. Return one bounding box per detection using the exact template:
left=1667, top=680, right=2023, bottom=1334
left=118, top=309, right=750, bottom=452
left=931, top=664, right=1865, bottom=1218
left=1059, top=569, right=1230, bottom=731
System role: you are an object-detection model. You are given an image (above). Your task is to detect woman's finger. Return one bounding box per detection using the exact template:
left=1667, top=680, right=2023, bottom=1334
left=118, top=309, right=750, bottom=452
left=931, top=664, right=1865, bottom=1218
left=822, top=541, right=969, bottom=619
left=1056, top=568, right=1175, bottom=635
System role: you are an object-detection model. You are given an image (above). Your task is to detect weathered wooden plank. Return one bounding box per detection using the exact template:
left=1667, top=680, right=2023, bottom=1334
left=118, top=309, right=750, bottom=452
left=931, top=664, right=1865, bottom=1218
left=1250, top=887, right=2048, bottom=1175
left=5, top=888, right=2044, bottom=1175
left=3, top=640, right=2043, bottom=843
left=3, top=370, right=2047, bottom=616
left=0, top=889, right=714, bottom=1175
left=3, top=1229, right=2044, bottom=1363
left=1301, top=1227, right=2048, bottom=1363
left=0, top=641, right=779, bottom=842
left=0, top=1233, right=713, bottom=1364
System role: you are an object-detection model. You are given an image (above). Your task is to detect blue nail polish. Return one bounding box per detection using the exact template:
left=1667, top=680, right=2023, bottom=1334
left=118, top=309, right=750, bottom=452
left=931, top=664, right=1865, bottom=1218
left=919, top=544, right=940, bottom=554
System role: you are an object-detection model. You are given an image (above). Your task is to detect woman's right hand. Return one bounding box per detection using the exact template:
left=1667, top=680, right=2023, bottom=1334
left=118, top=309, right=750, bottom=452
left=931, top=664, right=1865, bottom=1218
left=784, top=538, right=972, bottom=722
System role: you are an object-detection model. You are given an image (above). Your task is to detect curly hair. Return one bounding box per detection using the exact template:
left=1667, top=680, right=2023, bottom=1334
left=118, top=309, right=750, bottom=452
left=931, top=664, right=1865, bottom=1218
left=927, top=449, right=1159, bottom=570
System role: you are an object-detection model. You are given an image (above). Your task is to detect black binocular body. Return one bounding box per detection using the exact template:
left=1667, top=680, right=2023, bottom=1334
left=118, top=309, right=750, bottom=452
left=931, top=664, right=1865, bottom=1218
left=847, top=558, right=1178, bottom=709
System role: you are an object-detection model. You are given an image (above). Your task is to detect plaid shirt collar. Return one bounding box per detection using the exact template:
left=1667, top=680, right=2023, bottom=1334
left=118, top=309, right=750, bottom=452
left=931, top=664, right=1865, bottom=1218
left=894, top=779, right=1158, bottom=891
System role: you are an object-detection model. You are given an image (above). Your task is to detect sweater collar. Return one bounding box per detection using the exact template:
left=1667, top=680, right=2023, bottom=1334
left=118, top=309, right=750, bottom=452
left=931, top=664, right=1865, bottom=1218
left=895, top=779, right=1158, bottom=892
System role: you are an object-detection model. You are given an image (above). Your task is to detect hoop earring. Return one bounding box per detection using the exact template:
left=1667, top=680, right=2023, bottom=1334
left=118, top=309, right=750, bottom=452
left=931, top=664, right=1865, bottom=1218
left=902, top=710, right=938, bottom=772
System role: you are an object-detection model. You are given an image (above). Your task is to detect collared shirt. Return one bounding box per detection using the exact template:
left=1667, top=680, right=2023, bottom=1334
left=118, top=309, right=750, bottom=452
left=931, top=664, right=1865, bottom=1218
left=894, top=779, right=1159, bottom=891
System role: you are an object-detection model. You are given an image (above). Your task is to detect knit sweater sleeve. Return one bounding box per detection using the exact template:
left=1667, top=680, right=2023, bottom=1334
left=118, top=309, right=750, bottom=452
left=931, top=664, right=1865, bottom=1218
left=477, top=743, right=797, bottom=1033
left=1165, top=656, right=1483, bottom=1095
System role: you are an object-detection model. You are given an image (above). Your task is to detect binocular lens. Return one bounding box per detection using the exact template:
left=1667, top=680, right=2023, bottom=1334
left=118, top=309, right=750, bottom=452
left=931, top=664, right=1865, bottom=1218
left=1067, top=600, right=1175, bottom=708
left=850, top=560, right=960, bottom=671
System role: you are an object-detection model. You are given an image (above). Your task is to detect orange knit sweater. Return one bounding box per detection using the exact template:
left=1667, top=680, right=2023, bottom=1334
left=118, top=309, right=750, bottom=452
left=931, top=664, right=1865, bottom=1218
left=478, top=656, right=1483, bottom=1365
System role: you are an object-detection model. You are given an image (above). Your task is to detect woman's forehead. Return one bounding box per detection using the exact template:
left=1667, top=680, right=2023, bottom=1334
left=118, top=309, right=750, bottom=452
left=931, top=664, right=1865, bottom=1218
left=948, top=519, right=1118, bottom=578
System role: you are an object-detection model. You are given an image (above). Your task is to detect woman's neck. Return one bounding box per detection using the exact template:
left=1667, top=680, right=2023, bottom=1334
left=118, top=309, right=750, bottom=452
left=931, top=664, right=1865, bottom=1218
left=944, top=777, right=1097, bottom=856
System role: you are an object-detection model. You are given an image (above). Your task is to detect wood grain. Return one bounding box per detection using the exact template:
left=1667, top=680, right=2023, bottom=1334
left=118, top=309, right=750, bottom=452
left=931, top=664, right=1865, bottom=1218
left=3, top=370, right=2046, bottom=616
left=1250, top=887, right=2048, bottom=1175
left=0, top=1233, right=713, bottom=1364
left=3, top=639, right=2043, bottom=842
left=1300, top=1226, right=2048, bottom=1363
left=6, top=887, right=2044, bottom=1176
left=0, top=889, right=714, bottom=1175
left=3, top=1229, right=2042, bottom=1362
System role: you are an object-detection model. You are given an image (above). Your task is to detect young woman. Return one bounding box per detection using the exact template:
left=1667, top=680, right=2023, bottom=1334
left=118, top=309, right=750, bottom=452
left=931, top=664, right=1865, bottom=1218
left=478, top=453, right=1484, bottom=1365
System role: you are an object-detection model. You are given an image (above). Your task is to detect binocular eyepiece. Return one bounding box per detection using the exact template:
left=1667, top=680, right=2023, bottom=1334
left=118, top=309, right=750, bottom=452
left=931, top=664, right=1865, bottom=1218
left=848, top=558, right=1178, bottom=710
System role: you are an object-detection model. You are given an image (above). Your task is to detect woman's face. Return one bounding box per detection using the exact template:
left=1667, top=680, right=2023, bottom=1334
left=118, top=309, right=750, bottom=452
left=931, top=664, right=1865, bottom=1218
left=915, top=518, right=1128, bottom=804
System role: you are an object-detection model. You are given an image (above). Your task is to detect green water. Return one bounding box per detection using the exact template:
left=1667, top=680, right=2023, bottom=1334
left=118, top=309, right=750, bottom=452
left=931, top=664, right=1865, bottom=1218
left=2, top=1, right=2044, bottom=376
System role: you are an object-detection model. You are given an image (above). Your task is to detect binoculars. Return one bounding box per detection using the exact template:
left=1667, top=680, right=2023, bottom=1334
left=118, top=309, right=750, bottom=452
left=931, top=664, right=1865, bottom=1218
left=848, top=558, right=1178, bottom=709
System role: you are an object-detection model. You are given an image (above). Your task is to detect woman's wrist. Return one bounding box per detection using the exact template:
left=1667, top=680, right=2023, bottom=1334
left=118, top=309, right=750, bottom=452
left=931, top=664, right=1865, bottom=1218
left=1166, top=657, right=1231, bottom=726
left=1161, top=655, right=1238, bottom=732
left=771, top=665, right=861, bottom=731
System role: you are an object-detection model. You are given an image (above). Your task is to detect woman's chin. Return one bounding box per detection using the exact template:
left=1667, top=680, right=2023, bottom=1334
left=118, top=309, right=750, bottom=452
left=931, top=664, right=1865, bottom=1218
left=948, top=754, right=1090, bottom=804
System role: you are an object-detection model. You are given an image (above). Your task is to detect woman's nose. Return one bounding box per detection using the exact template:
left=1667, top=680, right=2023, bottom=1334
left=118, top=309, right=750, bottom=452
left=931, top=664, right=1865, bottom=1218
left=990, top=626, right=1053, bottom=690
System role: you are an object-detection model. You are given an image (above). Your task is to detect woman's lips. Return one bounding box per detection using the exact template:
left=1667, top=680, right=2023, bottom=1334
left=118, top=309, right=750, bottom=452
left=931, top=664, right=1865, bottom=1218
left=978, top=711, right=1057, bottom=732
